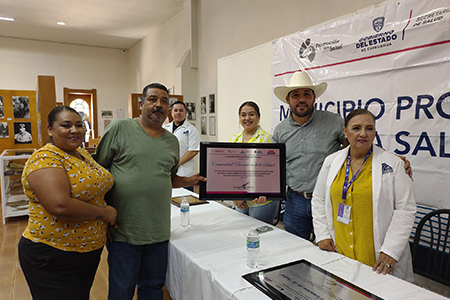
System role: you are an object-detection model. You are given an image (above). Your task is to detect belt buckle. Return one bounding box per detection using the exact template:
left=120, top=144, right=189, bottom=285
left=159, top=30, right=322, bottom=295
left=303, top=192, right=312, bottom=200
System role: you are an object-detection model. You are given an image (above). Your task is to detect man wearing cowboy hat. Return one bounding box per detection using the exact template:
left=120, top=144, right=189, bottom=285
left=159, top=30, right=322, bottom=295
left=273, top=72, right=412, bottom=241
left=273, top=71, right=345, bottom=240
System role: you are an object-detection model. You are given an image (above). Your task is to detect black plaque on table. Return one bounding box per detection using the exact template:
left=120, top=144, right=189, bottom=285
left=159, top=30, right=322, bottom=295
left=242, top=259, right=383, bottom=300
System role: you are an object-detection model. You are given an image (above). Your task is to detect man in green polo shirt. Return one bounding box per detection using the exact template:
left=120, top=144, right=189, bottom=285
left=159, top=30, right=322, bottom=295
left=94, top=83, right=205, bottom=300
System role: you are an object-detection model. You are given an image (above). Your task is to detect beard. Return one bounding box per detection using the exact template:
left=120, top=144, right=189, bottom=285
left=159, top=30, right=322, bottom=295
left=290, top=104, right=313, bottom=118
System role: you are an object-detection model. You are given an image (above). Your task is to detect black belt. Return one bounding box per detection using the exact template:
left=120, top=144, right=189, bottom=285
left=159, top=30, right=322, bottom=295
left=288, top=187, right=312, bottom=199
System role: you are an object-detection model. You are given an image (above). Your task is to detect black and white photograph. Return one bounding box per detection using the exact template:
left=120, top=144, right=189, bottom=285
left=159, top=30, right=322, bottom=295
left=104, top=119, right=112, bottom=130
left=0, top=96, right=4, bottom=119
left=209, top=116, right=215, bottom=136
left=186, top=102, right=196, bottom=120
left=0, top=122, right=8, bottom=138
left=169, top=97, right=178, bottom=107
left=201, top=116, right=207, bottom=135
left=201, top=96, right=207, bottom=114
left=209, top=94, right=215, bottom=113
left=14, top=122, right=32, bottom=144
left=101, top=110, right=113, bottom=118
left=13, top=96, right=30, bottom=119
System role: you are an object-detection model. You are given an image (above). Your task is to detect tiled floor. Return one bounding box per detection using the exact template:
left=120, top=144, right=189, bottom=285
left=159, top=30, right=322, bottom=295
left=1, top=204, right=448, bottom=299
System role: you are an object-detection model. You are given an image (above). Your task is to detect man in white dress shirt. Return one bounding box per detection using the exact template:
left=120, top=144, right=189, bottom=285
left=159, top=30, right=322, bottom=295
left=163, top=101, right=200, bottom=191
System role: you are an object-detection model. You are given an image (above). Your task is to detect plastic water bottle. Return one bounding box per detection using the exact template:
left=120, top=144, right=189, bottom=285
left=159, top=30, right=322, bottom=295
left=180, top=197, right=190, bottom=227
left=246, top=229, right=260, bottom=268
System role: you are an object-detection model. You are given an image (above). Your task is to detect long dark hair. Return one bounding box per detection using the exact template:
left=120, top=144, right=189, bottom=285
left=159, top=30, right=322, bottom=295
left=238, top=101, right=261, bottom=117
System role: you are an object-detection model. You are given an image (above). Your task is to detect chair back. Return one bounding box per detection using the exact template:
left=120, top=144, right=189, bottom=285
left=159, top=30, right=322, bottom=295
left=411, top=209, right=450, bottom=286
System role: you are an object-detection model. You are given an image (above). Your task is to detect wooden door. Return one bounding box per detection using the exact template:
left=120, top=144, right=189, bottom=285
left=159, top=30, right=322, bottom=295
left=63, top=88, right=98, bottom=140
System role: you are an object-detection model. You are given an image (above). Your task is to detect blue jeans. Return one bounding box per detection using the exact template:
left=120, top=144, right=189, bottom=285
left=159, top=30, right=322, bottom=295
left=236, top=201, right=279, bottom=224
left=107, top=241, right=169, bottom=300
left=283, top=189, right=313, bottom=240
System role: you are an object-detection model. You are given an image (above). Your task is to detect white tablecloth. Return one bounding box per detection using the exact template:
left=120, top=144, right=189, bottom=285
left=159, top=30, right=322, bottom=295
left=166, top=191, right=446, bottom=300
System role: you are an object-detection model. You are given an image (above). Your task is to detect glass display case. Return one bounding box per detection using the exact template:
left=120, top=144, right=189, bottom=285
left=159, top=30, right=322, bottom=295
left=1, top=149, right=35, bottom=224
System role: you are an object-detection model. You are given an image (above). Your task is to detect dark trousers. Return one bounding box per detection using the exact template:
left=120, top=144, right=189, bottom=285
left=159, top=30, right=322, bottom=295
left=107, top=240, right=169, bottom=300
left=18, top=237, right=103, bottom=300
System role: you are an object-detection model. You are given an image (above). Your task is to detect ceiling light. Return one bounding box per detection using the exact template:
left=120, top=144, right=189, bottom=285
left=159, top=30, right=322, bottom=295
left=0, top=17, right=15, bottom=22
left=57, top=21, right=66, bottom=26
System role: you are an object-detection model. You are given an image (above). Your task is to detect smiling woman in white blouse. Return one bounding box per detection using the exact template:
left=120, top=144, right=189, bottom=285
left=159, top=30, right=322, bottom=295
left=312, top=109, right=416, bottom=281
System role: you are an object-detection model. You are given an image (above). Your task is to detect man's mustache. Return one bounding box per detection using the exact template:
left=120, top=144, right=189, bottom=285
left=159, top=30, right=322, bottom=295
left=152, top=108, right=165, bottom=114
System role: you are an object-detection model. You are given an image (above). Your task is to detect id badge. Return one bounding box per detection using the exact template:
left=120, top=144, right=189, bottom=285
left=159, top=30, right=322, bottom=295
left=337, top=203, right=351, bottom=225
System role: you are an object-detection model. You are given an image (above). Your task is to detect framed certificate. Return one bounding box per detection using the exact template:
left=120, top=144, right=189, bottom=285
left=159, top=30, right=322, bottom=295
left=199, top=142, right=286, bottom=200
left=243, top=259, right=384, bottom=300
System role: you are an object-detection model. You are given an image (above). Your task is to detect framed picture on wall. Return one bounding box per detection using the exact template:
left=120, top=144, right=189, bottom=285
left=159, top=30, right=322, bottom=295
left=0, top=122, right=9, bottom=138
left=169, top=97, right=178, bottom=107
left=209, top=94, right=215, bottom=113
left=104, top=119, right=112, bottom=130
left=186, top=102, right=196, bottom=120
left=201, top=97, right=207, bottom=114
left=0, top=96, right=4, bottom=119
left=201, top=116, right=207, bottom=135
left=101, top=110, right=113, bottom=118
left=12, top=96, right=30, bottom=119
left=14, top=122, right=32, bottom=144
left=209, top=116, right=215, bottom=136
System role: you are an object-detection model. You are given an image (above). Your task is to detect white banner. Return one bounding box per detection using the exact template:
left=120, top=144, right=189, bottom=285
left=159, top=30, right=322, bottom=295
left=272, top=0, right=450, bottom=208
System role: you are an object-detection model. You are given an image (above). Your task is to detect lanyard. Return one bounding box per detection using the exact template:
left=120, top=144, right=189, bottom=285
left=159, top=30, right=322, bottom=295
left=342, top=147, right=373, bottom=201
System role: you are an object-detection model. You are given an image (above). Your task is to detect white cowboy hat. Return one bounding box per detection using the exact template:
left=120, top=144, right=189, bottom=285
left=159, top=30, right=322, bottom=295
left=274, top=71, right=327, bottom=103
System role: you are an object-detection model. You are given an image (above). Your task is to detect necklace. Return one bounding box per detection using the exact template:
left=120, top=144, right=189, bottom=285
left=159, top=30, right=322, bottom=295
left=243, top=135, right=252, bottom=142
left=243, top=130, right=256, bottom=142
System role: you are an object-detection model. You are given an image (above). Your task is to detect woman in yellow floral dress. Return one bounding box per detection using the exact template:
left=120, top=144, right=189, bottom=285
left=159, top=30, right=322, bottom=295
left=18, top=106, right=117, bottom=300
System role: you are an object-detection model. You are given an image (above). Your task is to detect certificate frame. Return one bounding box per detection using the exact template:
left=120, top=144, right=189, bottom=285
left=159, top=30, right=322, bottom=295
left=199, top=142, right=286, bottom=201
left=242, top=259, right=384, bottom=300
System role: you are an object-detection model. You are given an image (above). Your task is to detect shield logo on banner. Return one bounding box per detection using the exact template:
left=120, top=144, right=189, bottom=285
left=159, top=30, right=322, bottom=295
left=372, top=17, right=385, bottom=32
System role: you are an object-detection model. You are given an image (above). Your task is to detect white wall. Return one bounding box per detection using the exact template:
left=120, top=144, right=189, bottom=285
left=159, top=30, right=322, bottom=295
left=128, top=0, right=383, bottom=141
left=0, top=36, right=129, bottom=136
left=0, top=0, right=384, bottom=138
left=217, top=43, right=273, bottom=142
left=127, top=1, right=192, bottom=95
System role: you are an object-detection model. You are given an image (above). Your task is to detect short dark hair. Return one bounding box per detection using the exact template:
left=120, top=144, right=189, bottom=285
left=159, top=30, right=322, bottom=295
left=142, top=83, right=169, bottom=99
left=48, top=106, right=80, bottom=128
left=238, top=101, right=261, bottom=117
left=171, top=101, right=186, bottom=109
left=344, top=109, right=376, bottom=128
left=287, top=88, right=315, bottom=99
